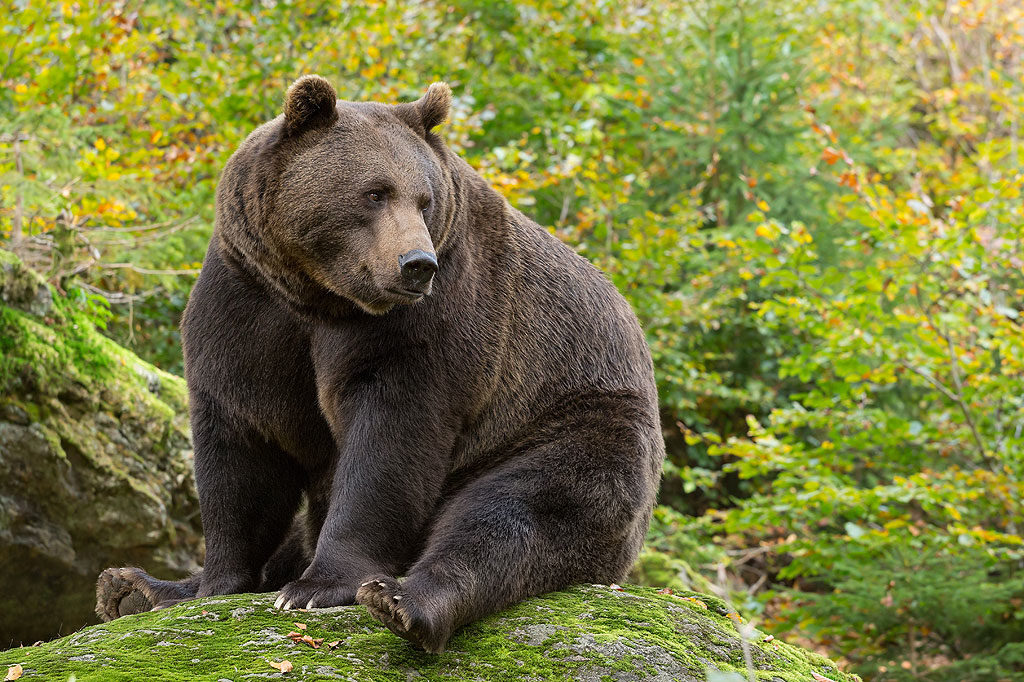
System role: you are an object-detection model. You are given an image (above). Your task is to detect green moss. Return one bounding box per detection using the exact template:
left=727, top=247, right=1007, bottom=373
left=0, top=254, right=187, bottom=435
left=0, top=586, right=859, bottom=681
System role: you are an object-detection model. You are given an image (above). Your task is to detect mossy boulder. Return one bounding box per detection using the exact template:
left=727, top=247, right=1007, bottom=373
left=0, top=250, right=201, bottom=645
left=0, top=585, right=857, bottom=681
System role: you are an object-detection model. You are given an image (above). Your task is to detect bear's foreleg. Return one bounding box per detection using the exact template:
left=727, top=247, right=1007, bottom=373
left=275, top=379, right=458, bottom=611
left=191, top=392, right=308, bottom=598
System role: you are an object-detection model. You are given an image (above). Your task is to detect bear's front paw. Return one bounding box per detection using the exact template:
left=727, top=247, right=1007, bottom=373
left=275, top=577, right=358, bottom=611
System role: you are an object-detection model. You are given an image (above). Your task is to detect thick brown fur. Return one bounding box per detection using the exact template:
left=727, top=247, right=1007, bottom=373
left=96, top=76, right=665, bottom=653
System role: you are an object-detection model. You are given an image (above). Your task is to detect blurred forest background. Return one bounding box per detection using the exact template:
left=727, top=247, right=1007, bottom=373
left=1, top=0, right=1023, bottom=679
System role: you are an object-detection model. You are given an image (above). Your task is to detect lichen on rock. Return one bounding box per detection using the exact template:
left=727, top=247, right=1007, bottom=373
left=0, top=250, right=201, bottom=645
left=0, top=585, right=858, bottom=681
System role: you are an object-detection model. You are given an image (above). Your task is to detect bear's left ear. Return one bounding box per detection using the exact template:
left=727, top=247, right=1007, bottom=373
left=284, top=75, right=338, bottom=136
left=416, top=82, right=452, bottom=133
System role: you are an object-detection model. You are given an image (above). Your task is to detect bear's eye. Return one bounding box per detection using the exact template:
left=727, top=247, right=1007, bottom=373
left=419, top=197, right=431, bottom=215
left=366, top=190, right=387, bottom=205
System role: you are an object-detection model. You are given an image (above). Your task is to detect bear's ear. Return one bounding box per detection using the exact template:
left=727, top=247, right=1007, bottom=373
left=416, top=82, right=452, bottom=133
left=284, top=75, right=338, bottom=136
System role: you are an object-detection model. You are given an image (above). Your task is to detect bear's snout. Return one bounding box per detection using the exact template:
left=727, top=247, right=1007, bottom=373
left=398, top=249, right=438, bottom=295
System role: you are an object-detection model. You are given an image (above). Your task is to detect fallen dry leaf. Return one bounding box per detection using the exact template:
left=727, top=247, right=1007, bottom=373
left=763, top=635, right=774, bottom=643
left=268, top=659, right=293, bottom=673
left=293, top=622, right=307, bottom=630
left=657, top=588, right=674, bottom=595
left=285, top=631, right=322, bottom=648
left=5, top=664, right=23, bottom=681
left=811, top=673, right=837, bottom=682
left=608, top=583, right=624, bottom=591
left=326, top=640, right=340, bottom=649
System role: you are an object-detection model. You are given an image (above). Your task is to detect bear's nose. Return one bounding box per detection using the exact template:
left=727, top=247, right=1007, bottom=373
left=398, top=249, right=438, bottom=293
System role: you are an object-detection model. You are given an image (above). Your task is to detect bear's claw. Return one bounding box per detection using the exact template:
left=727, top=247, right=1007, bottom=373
left=275, top=577, right=357, bottom=611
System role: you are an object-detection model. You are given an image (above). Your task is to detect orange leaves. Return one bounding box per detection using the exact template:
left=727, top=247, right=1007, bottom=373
left=838, top=170, right=860, bottom=191
left=268, top=659, right=293, bottom=673
left=287, top=631, right=325, bottom=649
left=821, top=146, right=852, bottom=166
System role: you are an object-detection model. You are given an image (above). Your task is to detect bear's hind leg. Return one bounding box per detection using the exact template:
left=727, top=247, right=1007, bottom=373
left=356, top=398, right=660, bottom=653
left=96, top=512, right=312, bottom=622
left=96, top=568, right=201, bottom=622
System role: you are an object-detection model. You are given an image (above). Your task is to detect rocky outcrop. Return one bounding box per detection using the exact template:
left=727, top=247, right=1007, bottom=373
left=0, top=584, right=857, bottom=681
left=0, top=250, right=202, bottom=645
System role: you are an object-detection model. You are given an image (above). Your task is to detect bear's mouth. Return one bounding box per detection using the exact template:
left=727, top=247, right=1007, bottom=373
left=385, top=287, right=427, bottom=303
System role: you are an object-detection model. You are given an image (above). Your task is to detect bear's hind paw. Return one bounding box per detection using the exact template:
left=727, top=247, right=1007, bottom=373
left=95, top=567, right=156, bottom=622
left=356, top=575, right=449, bottom=654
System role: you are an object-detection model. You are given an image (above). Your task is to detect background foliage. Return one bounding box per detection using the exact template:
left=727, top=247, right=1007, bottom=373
left=2, top=1, right=1022, bottom=679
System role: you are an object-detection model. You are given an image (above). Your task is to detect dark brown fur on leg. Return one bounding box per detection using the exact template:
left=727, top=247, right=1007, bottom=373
left=358, top=396, right=659, bottom=652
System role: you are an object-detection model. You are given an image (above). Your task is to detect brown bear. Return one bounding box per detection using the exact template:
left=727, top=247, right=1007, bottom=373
left=96, top=76, right=665, bottom=653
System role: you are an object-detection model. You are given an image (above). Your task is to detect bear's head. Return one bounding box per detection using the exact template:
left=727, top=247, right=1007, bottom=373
left=215, top=75, right=456, bottom=317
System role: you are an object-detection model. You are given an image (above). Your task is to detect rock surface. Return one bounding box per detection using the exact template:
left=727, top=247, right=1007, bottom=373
left=0, top=250, right=202, bottom=645
left=0, top=584, right=857, bottom=681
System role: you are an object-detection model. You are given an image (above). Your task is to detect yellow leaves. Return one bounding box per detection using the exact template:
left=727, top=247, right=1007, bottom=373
left=755, top=223, right=777, bottom=239
left=95, top=138, right=107, bottom=151
left=790, top=224, right=812, bottom=244
left=756, top=199, right=770, bottom=212
left=14, top=83, right=27, bottom=94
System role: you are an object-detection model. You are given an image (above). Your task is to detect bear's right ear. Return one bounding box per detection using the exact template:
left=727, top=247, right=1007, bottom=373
left=283, top=75, right=338, bottom=136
